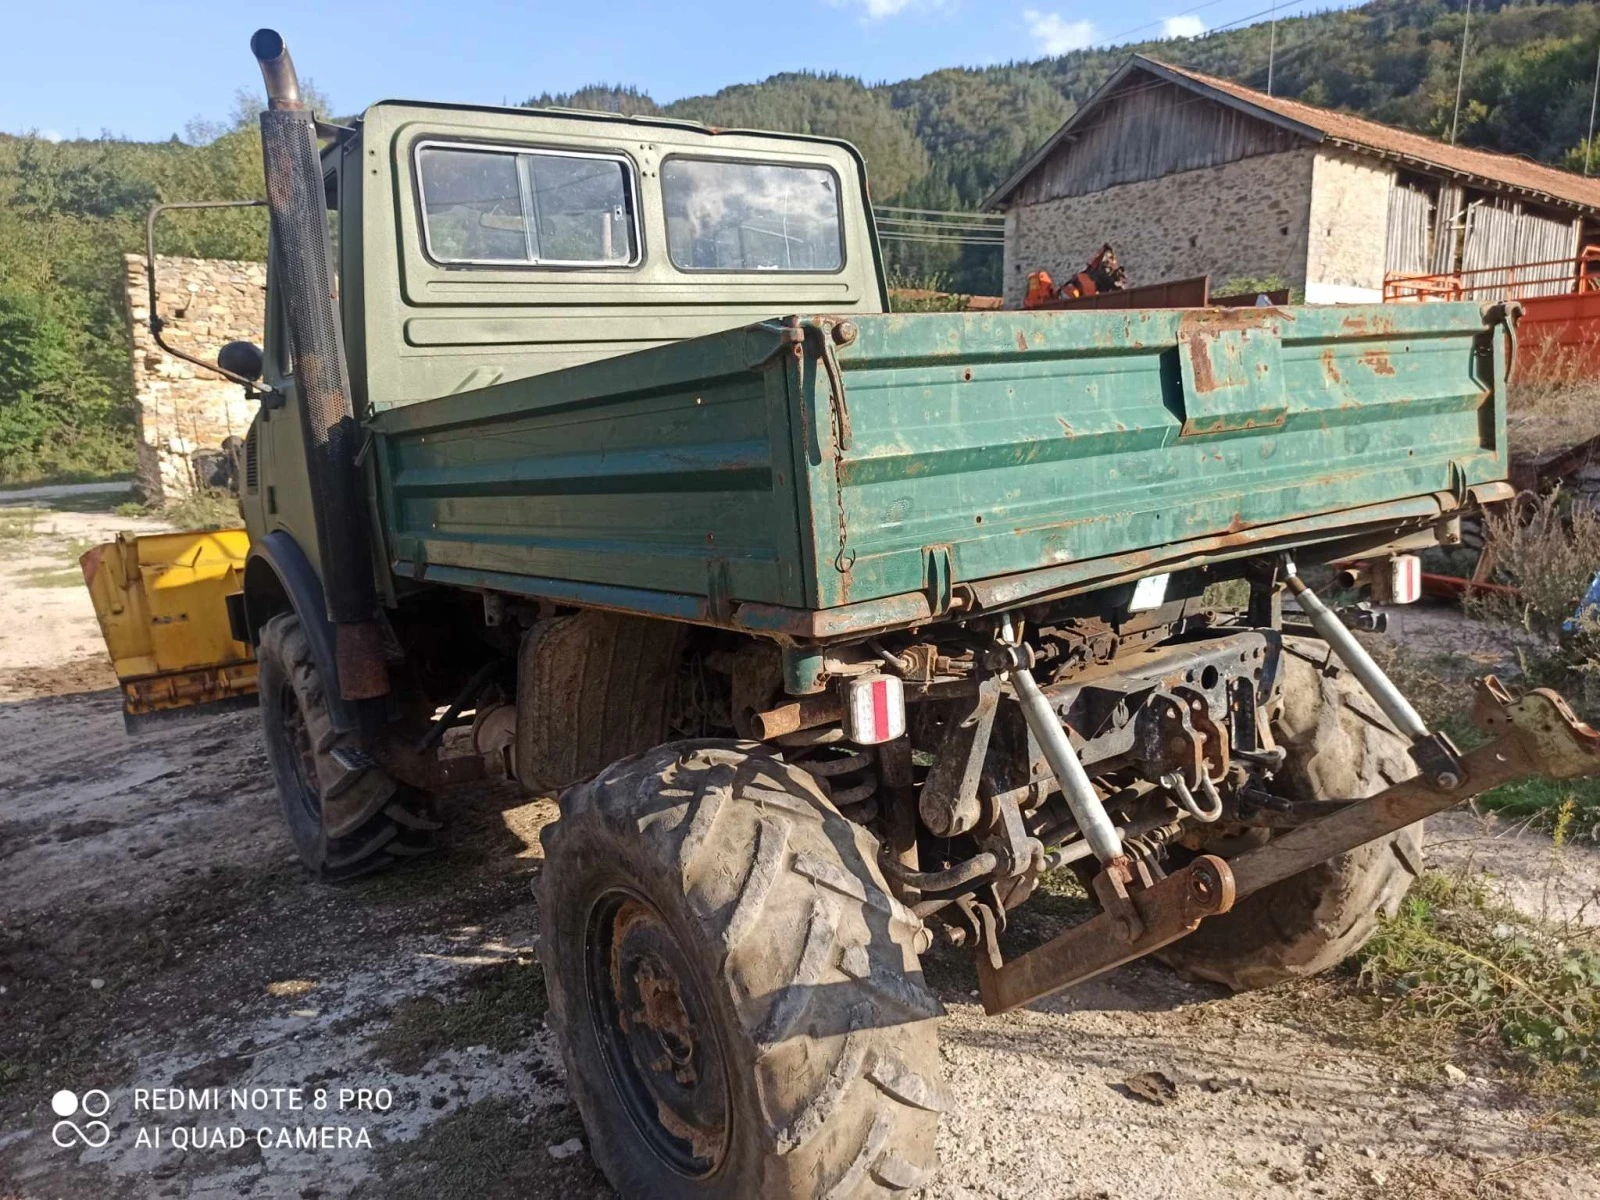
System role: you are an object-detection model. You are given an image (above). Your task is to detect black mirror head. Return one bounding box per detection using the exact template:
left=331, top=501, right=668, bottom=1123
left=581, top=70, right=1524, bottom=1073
left=217, top=340, right=265, bottom=384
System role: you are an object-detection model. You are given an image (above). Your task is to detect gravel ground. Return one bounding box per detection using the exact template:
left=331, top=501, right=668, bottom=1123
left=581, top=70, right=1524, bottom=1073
left=2, top=489, right=1597, bottom=1200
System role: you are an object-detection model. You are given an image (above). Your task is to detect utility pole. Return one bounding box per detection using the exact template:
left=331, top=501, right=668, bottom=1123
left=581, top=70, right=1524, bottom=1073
left=1586, top=33, right=1600, bottom=177
left=1267, top=1, right=1278, bottom=97
left=1450, top=0, right=1473, bottom=145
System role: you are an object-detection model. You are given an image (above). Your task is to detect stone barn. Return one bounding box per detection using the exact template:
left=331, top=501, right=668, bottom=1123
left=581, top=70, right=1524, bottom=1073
left=124, top=254, right=265, bottom=502
left=986, top=56, right=1600, bottom=308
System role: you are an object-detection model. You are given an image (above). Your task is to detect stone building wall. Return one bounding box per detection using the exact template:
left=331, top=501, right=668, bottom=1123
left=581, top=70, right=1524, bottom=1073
left=1303, top=149, right=1395, bottom=304
left=124, top=254, right=265, bottom=502
left=1001, top=148, right=1317, bottom=307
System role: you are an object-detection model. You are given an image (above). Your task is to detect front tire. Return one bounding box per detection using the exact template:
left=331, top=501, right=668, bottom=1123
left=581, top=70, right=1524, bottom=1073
left=538, top=741, right=944, bottom=1199
left=1159, top=636, right=1423, bottom=991
left=257, top=612, right=437, bottom=880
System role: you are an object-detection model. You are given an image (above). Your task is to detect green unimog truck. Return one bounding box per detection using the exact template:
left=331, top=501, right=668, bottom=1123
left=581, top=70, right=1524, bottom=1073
left=128, top=28, right=1600, bottom=1199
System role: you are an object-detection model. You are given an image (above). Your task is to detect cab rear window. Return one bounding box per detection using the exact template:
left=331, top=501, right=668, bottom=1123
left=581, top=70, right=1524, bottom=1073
left=662, top=158, right=843, bottom=272
left=416, top=142, right=639, bottom=267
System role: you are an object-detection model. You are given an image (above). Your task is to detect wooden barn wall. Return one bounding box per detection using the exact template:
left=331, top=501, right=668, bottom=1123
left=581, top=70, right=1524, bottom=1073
left=1385, top=180, right=1433, bottom=275
left=1012, top=76, right=1306, bottom=206
left=1462, top=199, right=1582, bottom=299
left=1430, top=182, right=1464, bottom=274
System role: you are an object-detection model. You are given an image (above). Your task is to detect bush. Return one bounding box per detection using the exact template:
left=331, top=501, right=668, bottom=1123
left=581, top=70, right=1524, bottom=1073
left=1466, top=491, right=1600, bottom=707
left=1358, top=872, right=1600, bottom=1094
left=159, top=489, right=242, bottom=531
left=0, top=282, right=135, bottom=483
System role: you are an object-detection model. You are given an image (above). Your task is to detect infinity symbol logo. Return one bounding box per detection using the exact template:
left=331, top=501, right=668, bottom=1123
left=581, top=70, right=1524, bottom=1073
left=50, top=1089, right=111, bottom=1149
left=51, top=1119, right=111, bottom=1148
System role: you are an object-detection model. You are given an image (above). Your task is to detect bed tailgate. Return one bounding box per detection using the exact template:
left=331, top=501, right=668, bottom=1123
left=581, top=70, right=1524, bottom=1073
left=800, top=302, right=1511, bottom=609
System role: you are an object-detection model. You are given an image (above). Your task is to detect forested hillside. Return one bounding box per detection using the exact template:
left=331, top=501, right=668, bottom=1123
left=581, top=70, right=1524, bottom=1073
left=4, top=0, right=1599, bottom=483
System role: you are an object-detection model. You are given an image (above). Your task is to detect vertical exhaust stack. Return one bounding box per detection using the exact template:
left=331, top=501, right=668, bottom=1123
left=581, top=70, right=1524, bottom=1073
left=251, top=29, right=388, bottom=700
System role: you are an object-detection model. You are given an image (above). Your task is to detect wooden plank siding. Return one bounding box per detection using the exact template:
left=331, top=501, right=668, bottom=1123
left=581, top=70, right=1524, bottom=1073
left=1462, top=199, right=1582, bottom=299
left=1386, top=181, right=1433, bottom=275
left=1010, top=77, right=1305, bottom=206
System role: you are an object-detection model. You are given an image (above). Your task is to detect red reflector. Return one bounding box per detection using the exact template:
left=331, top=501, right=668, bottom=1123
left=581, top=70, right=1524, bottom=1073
left=871, top=679, right=890, bottom=740
left=844, top=674, right=906, bottom=745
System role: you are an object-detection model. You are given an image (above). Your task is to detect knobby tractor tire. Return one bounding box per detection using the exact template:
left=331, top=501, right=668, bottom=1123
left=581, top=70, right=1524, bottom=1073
left=257, top=612, right=438, bottom=880
left=538, top=740, right=945, bottom=1200
left=1159, top=636, right=1424, bottom=992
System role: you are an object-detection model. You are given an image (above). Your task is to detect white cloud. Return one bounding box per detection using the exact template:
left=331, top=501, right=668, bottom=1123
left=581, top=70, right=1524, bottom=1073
left=1024, top=11, right=1097, bottom=55
left=40, top=129, right=63, bottom=143
left=829, top=0, right=925, bottom=19
left=1161, top=14, right=1207, bottom=38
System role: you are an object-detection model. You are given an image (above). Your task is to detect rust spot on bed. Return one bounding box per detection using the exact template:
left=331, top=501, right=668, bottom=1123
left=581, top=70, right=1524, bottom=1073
left=1321, top=349, right=1343, bottom=385
left=1186, top=338, right=1218, bottom=394
left=1361, top=348, right=1397, bottom=375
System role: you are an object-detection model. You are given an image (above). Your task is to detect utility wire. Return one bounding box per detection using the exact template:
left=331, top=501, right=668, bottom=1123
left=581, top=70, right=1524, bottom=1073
left=1100, top=0, right=1238, bottom=47
left=874, top=204, right=1004, bottom=220
left=1450, top=0, right=1473, bottom=145
left=1587, top=32, right=1600, bottom=177
left=878, top=233, right=1005, bottom=246
left=876, top=219, right=1006, bottom=233
left=1202, top=0, right=1318, bottom=40
left=1267, top=1, right=1278, bottom=96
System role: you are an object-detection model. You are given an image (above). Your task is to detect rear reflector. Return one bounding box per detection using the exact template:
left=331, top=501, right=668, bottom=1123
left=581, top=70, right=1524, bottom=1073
left=1378, top=554, right=1422, bottom=605
left=844, top=674, right=906, bottom=745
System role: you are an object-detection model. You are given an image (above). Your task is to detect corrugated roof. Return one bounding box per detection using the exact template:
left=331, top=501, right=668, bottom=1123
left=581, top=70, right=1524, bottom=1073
left=987, top=55, right=1600, bottom=215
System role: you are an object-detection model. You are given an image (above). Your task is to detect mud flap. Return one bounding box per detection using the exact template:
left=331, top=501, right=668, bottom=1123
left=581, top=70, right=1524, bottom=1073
left=80, top=529, right=257, bottom=731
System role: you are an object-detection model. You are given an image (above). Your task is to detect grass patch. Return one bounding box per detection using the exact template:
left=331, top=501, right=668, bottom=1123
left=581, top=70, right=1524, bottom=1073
left=0, top=510, right=43, bottom=542
left=1476, top=779, right=1600, bottom=844
left=61, top=535, right=98, bottom=563
left=357, top=1097, right=604, bottom=1200
left=23, top=567, right=85, bottom=588
left=162, top=489, right=240, bottom=531
left=1364, top=638, right=1600, bottom=838
left=111, top=489, right=242, bottom=531
left=1507, top=375, right=1600, bottom=461
left=1353, top=871, right=1600, bottom=1109
left=370, top=961, right=547, bottom=1073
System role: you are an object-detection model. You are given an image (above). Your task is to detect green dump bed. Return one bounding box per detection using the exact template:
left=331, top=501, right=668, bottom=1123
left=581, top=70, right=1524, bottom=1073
left=368, top=302, right=1511, bottom=639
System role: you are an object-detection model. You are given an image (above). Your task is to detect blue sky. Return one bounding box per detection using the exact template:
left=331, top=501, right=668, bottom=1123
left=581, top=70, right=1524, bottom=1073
left=3, top=0, right=1354, bottom=142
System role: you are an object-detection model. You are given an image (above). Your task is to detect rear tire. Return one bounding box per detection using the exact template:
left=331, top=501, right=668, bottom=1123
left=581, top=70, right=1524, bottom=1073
left=538, top=740, right=944, bottom=1199
left=257, top=612, right=437, bottom=880
left=1158, top=637, right=1423, bottom=991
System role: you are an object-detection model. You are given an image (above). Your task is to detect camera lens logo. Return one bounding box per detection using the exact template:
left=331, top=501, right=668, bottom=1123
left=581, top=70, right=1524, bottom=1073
left=51, top=1089, right=111, bottom=1149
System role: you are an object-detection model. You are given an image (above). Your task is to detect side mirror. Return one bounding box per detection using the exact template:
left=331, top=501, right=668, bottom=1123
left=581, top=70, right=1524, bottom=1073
left=218, top=340, right=264, bottom=384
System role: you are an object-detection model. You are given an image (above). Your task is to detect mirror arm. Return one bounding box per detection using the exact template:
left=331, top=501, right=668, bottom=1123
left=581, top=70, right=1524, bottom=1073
left=144, top=200, right=277, bottom=400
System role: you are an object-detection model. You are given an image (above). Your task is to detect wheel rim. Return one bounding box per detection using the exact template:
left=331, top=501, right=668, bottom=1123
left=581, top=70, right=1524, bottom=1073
left=584, top=888, right=731, bottom=1177
left=278, top=681, right=320, bottom=827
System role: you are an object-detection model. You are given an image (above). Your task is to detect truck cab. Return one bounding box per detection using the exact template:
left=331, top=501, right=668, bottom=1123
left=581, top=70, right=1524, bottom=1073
left=244, top=101, right=886, bottom=564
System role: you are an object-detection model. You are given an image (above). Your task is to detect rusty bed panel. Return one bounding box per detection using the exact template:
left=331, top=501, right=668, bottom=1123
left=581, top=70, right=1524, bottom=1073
left=803, top=302, right=1508, bottom=609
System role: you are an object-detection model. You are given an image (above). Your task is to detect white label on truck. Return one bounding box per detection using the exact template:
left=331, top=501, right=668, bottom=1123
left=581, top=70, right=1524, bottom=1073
left=1129, top=573, right=1170, bottom=612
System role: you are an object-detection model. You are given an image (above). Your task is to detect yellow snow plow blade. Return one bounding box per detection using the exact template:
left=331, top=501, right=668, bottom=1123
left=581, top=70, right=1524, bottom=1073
left=80, top=529, right=257, bottom=730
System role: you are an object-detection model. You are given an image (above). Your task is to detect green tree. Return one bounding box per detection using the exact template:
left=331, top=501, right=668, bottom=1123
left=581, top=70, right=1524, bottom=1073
left=665, top=73, right=928, bottom=199
left=525, top=85, right=661, bottom=116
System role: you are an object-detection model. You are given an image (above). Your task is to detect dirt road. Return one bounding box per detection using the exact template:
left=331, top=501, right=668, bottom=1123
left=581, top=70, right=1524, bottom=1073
left=3, top=491, right=1597, bottom=1199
